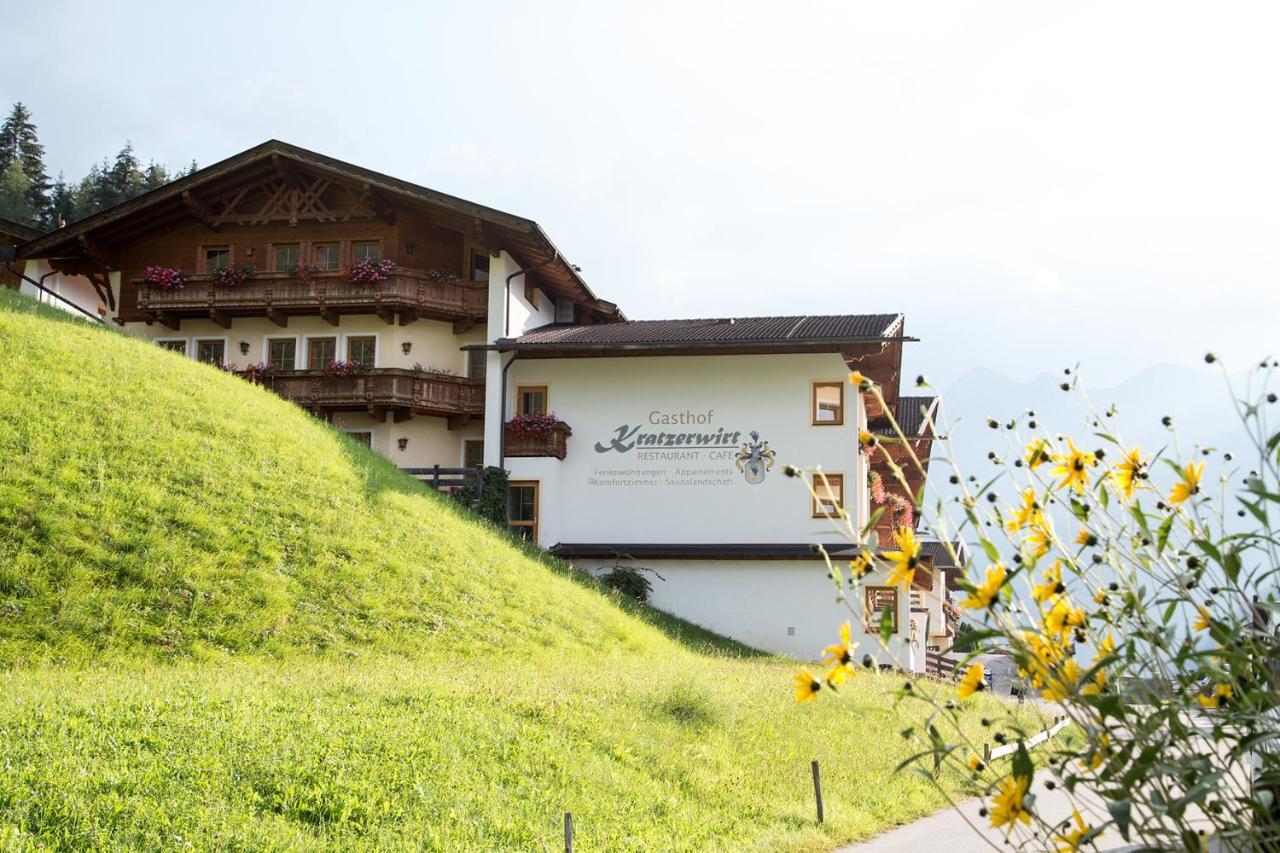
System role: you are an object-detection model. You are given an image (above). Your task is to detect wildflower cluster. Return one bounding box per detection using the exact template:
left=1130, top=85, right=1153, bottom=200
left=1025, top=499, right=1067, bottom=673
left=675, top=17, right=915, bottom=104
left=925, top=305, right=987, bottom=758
left=143, top=265, right=184, bottom=289
left=795, top=359, right=1280, bottom=850
left=210, top=265, right=255, bottom=287
left=242, top=362, right=273, bottom=384
left=341, top=258, right=396, bottom=283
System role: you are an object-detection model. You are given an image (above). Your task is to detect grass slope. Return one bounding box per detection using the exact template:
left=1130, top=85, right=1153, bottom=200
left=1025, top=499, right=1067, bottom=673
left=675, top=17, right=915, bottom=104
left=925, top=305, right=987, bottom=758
left=0, top=290, right=1033, bottom=850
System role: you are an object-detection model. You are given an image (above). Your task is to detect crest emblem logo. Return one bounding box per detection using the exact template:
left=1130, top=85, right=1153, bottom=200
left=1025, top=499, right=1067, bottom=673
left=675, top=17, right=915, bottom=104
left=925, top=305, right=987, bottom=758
left=735, top=431, right=776, bottom=485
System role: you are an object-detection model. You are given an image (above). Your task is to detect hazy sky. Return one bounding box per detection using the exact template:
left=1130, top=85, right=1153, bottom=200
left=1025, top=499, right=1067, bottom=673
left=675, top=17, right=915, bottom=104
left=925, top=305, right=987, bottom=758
left=8, top=2, right=1278, bottom=386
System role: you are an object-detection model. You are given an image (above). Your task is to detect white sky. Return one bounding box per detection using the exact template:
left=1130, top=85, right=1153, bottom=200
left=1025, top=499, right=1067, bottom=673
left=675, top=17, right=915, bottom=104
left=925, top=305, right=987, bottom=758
left=8, top=2, right=1279, bottom=385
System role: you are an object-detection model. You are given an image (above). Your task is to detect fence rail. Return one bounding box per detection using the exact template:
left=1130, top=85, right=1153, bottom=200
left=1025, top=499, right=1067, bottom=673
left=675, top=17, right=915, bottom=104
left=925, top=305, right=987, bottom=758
left=401, top=465, right=483, bottom=498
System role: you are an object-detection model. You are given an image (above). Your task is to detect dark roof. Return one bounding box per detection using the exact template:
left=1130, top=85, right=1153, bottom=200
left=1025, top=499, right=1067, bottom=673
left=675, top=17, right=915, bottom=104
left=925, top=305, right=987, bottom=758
left=509, top=314, right=907, bottom=351
left=551, top=543, right=873, bottom=560
left=17, top=139, right=618, bottom=317
left=0, top=216, right=40, bottom=241
left=920, top=539, right=966, bottom=569
left=875, top=396, right=938, bottom=437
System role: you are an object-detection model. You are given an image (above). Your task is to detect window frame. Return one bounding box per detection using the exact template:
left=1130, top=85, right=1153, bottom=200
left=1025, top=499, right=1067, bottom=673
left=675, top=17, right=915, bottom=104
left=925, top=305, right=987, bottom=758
left=273, top=243, right=301, bottom=273
left=313, top=243, right=341, bottom=271
left=470, top=251, right=491, bottom=281
left=811, top=472, right=845, bottom=519
left=462, top=439, right=485, bottom=469
left=353, top=241, right=382, bottom=263
left=263, top=335, right=300, bottom=371
left=811, top=381, right=845, bottom=426
left=345, top=334, right=378, bottom=367
left=466, top=349, right=487, bottom=380
left=154, top=337, right=189, bottom=356
left=507, top=480, right=539, bottom=543
left=194, top=337, right=229, bottom=365
left=202, top=246, right=231, bottom=273
left=304, top=335, right=339, bottom=371
left=864, top=585, right=899, bottom=634
left=516, top=385, right=548, bottom=417
left=341, top=429, right=374, bottom=449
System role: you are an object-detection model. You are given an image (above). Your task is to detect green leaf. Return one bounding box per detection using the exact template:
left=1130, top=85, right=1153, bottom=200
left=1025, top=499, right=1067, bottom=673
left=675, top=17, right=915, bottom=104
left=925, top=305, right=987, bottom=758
left=1223, top=548, right=1242, bottom=583
left=1238, top=497, right=1268, bottom=526
left=979, top=537, right=1001, bottom=563
left=1068, top=497, right=1090, bottom=522
left=1097, top=482, right=1110, bottom=510
left=879, top=606, right=894, bottom=645
left=1011, top=742, right=1033, bottom=784
left=951, top=628, right=1001, bottom=654
left=1108, top=798, right=1132, bottom=840
left=1156, top=514, right=1174, bottom=555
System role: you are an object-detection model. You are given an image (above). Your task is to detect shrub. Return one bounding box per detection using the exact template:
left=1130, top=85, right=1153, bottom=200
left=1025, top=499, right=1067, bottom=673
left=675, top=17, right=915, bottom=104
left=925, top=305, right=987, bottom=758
left=455, top=466, right=509, bottom=528
left=795, top=361, right=1280, bottom=850
left=598, top=563, right=658, bottom=603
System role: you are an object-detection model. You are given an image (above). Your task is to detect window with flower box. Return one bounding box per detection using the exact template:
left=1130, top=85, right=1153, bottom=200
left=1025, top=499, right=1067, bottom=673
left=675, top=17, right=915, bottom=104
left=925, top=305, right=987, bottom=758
left=353, top=242, right=381, bottom=263
left=314, top=244, right=340, bottom=271
left=196, top=339, right=225, bottom=365
left=274, top=244, right=300, bottom=272
left=204, top=247, right=230, bottom=272
left=517, top=386, right=548, bottom=417
left=267, top=338, right=296, bottom=370
left=307, top=337, right=337, bottom=370
left=346, top=336, right=376, bottom=366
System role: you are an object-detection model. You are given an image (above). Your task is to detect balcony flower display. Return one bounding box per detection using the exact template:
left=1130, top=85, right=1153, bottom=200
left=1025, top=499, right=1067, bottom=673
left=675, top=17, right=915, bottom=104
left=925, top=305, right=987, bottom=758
left=211, top=264, right=255, bottom=287
left=341, top=258, right=395, bottom=283
left=423, top=268, right=461, bottom=284
left=143, top=265, right=185, bottom=289
left=291, top=263, right=322, bottom=284
left=507, top=412, right=566, bottom=438
left=323, top=359, right=363, bottom=378
left=242, top=362, right=273, bottom=384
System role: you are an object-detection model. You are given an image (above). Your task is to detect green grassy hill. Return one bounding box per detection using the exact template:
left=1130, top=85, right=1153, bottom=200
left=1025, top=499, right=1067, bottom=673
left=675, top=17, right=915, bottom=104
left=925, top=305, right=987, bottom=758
left=0, top=289, right=1030, bottom=850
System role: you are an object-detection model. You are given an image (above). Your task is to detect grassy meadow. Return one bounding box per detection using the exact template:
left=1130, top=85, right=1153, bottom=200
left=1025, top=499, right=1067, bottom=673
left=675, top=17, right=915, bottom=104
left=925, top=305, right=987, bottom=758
left=0, top=289, right=1040, bottom=850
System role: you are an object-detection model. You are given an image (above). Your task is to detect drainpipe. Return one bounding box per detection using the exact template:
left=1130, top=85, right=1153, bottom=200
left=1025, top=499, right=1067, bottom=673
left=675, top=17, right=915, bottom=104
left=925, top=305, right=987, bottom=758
left=5, top=262, right=103, bottom=323
left=498, top=348, right=520, bottom=467
left=503, top=251, right=559, bottom=338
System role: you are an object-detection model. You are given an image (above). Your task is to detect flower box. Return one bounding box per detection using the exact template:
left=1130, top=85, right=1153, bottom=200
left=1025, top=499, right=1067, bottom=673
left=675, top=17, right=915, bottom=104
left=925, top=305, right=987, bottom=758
left=341, top=259, right=396, bottom=283
left=143, top=265, right=185, bottom=289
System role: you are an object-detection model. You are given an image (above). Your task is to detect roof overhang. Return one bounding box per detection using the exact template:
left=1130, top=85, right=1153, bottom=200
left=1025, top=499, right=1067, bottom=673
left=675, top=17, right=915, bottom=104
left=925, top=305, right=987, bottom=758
left=466, top=334, right=917, bottom=360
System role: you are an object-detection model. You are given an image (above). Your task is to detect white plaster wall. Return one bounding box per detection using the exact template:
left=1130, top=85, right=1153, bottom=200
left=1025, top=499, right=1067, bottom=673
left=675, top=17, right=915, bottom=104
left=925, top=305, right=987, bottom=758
left=574, top=557, right=914, bottom=664
left=330, top=411, right=482, bottom=469
left=504, top=353, right=867, bottom=545
left=19, top=259, right=105, bottom=317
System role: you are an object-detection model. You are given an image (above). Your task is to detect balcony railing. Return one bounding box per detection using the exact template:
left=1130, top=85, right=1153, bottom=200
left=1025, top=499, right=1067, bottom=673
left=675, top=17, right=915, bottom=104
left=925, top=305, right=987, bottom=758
left=132, top=267, right=487, bottom=328
left=258, top=368, right=483, bottom=422
left=504, top=421, right=572, bottom=459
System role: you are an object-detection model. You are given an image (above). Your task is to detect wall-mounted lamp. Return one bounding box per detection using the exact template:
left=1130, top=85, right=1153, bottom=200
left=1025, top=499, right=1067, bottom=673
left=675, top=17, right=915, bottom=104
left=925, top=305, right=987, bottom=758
left=239, top=341, right=250, bottom=355
left=404, top=241, right=415, bottom=255
left=397, top=437, right=409, bottom=451
left=401, top=341, right=413, bottom=355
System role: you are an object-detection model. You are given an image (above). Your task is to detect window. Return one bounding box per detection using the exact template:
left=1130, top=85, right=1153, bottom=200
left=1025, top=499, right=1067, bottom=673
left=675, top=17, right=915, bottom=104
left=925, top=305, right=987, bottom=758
left=267, top=338, right=296, bottom=370
left=466, top=349, right=487, bottom=380
left=156, top=339, right=187, bottom=354
left=508, top=481, right=539, bottom=542
left=353, top=242, right=381, bottom=262
left=344, top=431, right=373, bottom=448
left=554, top=298, right=576, bottom=324
left=865, top=586, right=899, bottom=634
left=307, top=337, right=337, bottom=370
left=195, top=339, right=225, bottom=365
left=517, top=385, right=547, bottom=417
left=812, top=473, right=844, bottom=518
left=471, top=252, right=490, bottom=282
left=463, top=439, right=484, bottom=469
left=314, top=244, right=340, bottom=271
left=346, top=335, right=376, bottom=365
left=205, top=247, right=230, bottom=272
left=812, top=381, right=844, bottom=425
left=274, top=244, right=300, bottom=272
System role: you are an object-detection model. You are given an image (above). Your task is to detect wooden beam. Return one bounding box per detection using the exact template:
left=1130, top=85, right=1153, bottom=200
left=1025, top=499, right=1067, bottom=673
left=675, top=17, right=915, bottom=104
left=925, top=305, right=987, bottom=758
left=364, top=184, right=397, bottom=225
left=320, top=308, right=339, bottom=326
left=472, top=218, right=502, bottom=255
left=447, top=414, right=472, bottom=431
left=377, top=307, right=396, bottom=325
left=76, top=234, right=117, bottom=269
left=209, top=309, right=231, bottom=330
left=157, top=312, right=180, bottom=331
left=398, top=308, right=418, bottom=326
left=182, top=191, right=218, bottom=231
left=393, top=410, right=414, bottom=424
left=265, top=308, right=288, bottom=328
left=452, top=317, right=476, bottom=335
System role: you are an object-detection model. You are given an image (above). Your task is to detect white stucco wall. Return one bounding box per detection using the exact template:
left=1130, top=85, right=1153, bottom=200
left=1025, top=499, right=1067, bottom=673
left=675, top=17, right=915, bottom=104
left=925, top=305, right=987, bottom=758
left=504, top=352, right=865, bottom=545
left=19, top=259, right=105, bottom=318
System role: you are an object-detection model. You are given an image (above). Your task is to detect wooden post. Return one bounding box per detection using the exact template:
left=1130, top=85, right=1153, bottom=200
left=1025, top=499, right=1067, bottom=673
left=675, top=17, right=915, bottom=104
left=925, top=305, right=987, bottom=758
left=432, top=464, right=440, bottom=490
left=983, top=743, right=992, bottom=763
left=933, top=750, right=941, bottom=777
left=811, top=760, right=824, bottom=824
left=564, top=811, right=573, bottom=853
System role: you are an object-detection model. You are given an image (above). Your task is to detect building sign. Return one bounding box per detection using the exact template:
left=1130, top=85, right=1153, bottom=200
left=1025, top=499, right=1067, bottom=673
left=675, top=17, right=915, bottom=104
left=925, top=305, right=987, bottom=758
left=865, top=586, right=899, bottom=633
left=589, top=410, right=775, bottom=489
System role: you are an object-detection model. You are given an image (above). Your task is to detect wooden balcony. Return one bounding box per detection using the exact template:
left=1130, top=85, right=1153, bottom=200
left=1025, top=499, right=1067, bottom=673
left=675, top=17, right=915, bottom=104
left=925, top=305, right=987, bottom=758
left=133, top=267, right=488, bottom=331
left=504, top=421, right=572, bottom=459
left=260, top=368, right=483, bottom=426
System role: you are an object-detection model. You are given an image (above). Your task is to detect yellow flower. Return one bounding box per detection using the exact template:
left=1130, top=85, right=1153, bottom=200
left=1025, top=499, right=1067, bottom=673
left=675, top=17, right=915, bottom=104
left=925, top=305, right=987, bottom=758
left=884, top=526, right=921, bottom=589
left=1193, top=605, right=1212, bottom=632
left=1169, top=461, right=1205, bottom=505
left=988, top=774, right=1032, bottom=832
left=1025, top=439, right=1052, bottom=470
left=1099, top=631, right=1116, bottom=657
left=1109, top=447, right=1147, bottom=501
left=1044, top=596, right=1086, bottom=640
left=1081, top=732, right=1111, bottom=770
left=858, top=429, right=877, bottom=450
left=967, top=754, right=986, bottom=772
left=1051, top=440, right=1098, bottom=493
left=1041, top=658, right=1082, bottom=702
left=1196, top=683, right=1233, bottom=709
left=1005, top=488, right=1044, bottom=533
left=958, top=663, right=986, bottom=700
left=1032, top=561, right=1064, bottom=605
left=1080, top=667, right=1107, bottom=696
left=962, top=563, right=1006, bottom=611
left=1025, top=522, right=1053, bottom=559
left=1054, top=810, right=1093, bottom=852
left=822, top=621, right=858, bottom=684
left=848, top=370, right=869, bottom=388
left=793, top=668, right=822, bottom=702
left=1074, top=528, right=1097, bottom=547
left=849, top=549, right=875, bottom=579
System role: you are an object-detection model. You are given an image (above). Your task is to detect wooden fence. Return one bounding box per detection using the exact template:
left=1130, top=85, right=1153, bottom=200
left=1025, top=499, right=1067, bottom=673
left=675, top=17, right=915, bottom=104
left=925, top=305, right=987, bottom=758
left=401, top=466, right=483, bottom=498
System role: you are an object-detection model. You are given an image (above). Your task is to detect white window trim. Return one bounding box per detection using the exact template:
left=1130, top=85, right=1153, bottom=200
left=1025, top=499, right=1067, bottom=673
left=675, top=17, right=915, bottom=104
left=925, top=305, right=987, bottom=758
left=261, top=334, right=301, bottom=370
left=192, top=336, right=231, bottom=364
left=340, top=428, right=375, bottom=451
left=154, top=336, right=190, bottom=357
